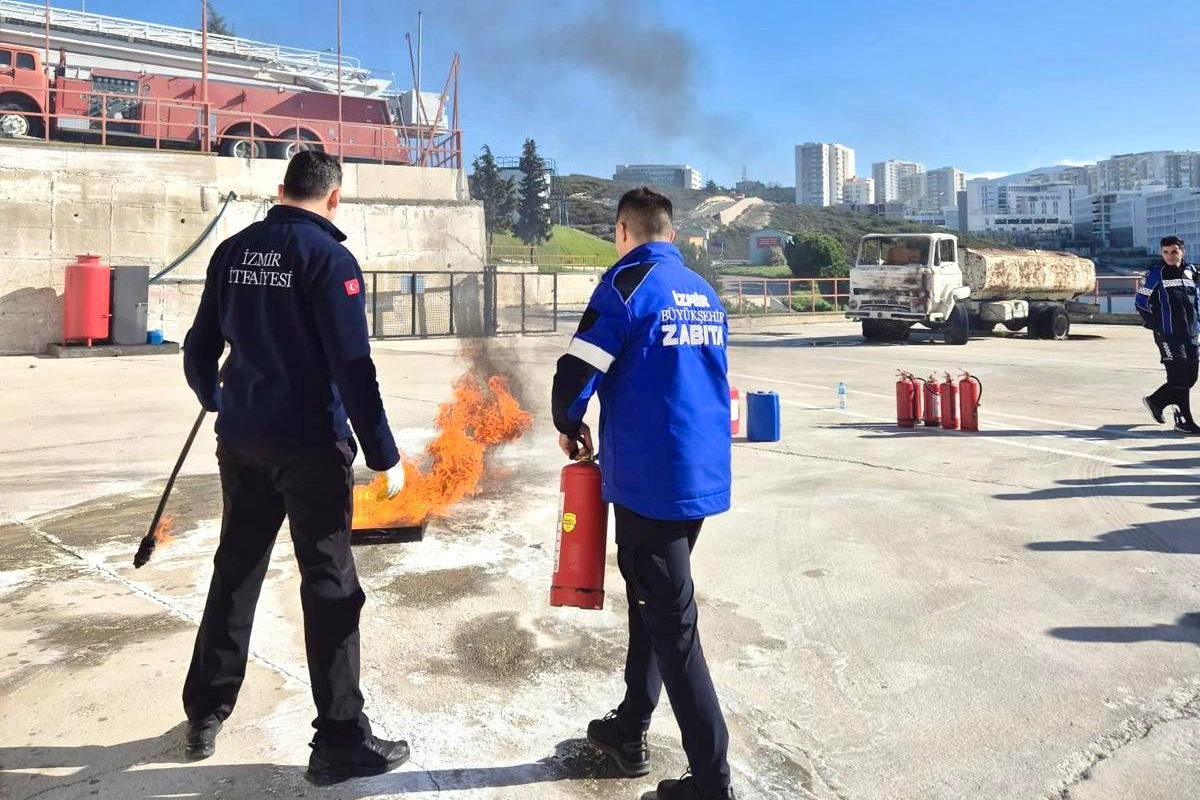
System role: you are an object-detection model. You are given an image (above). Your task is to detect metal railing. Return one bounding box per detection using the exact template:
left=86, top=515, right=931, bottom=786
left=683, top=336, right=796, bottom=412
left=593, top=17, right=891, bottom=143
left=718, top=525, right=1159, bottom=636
left=486, top=245, right=605, bottom=270
left=10, top=85, right=462, bottom=167
left=721, top=277, right=850, bottom=315
left=363, top=269, right=560, bottom=339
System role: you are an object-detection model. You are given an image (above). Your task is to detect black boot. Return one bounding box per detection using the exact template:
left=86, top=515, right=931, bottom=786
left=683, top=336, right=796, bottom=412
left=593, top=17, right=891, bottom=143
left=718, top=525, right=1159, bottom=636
left=1143, top=394, right=1166, bottom=424
left=305, top=734, right=410, bottom=785
left=655, top=768, right=736, bottom=799
left=586, top=710, right=650, bottom=777
left=184, top=715, right=223, bottom=761
left=1174, top=411, right=1200, bottom=434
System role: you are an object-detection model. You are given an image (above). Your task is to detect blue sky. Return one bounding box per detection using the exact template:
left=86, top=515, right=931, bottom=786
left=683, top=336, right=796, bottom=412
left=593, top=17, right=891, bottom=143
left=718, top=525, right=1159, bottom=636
left=68, top=0, right=1199, bottom=185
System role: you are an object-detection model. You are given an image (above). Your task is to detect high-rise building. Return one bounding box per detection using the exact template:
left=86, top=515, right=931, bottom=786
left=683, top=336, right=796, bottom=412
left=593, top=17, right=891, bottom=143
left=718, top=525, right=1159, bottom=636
left=1096, top=151, right=1200, bottom=192
left=924, top=167, right=966, bottom=212
left=872, top=160, right=925, bottom=204
left=795, top=143, right=856, bottom=206
left=843, top=177, right=875, bottom=205
left=613, top=164, right=704, bottom=190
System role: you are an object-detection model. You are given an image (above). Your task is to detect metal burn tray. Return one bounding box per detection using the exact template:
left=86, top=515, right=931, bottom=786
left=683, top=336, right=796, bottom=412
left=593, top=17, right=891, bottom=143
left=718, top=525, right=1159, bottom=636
left=350, top=522, right=426, bottom=545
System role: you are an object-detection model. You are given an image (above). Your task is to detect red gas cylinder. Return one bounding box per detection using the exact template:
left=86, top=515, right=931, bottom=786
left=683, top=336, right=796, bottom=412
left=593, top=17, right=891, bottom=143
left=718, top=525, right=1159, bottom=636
left=550, top=459, right=608, bottom=610
left=63, top=254, right=111, bottom=346
left=959, top=371, right=982, bottom=432
left=730, top=386, right=741, bottom=436
left=923, top=374, right=941, bottom=427
left=895, top=372, right=918, bottom=428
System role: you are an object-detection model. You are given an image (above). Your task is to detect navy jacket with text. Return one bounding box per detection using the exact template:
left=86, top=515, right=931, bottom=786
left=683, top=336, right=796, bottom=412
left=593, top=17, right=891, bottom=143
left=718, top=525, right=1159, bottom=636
left=1136, top=260, right=1200, bottom=343
left=183, top=204, right=399, bottom=471
left=551, top=241, right=731, bottom=520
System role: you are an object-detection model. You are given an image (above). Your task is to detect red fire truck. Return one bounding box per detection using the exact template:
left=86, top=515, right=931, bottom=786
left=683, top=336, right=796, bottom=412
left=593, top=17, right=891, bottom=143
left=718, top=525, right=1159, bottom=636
left=0, top=1, right=459, bottom=166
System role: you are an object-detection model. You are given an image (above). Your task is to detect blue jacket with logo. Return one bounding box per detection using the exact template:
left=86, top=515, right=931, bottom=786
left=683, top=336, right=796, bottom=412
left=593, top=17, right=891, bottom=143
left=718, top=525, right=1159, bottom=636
left=183, top=204, right=399, bottom=471
left=551, top=241, right=731, bottom=520
left=1136, top=261, right=1200, bottom=343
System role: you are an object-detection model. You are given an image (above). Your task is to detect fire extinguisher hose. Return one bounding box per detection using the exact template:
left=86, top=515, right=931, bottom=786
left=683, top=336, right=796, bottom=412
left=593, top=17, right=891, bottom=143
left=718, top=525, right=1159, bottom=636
left=960, top=370, right=983, bottom=402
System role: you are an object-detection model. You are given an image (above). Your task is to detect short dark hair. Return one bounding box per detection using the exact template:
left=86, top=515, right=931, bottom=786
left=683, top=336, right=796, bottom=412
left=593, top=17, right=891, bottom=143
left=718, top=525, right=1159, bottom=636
left=1161, top=235, right=1185, bottom=249
left=617, top=187, right=673, bottom=241
left=282, top=151, right=342, bottom=202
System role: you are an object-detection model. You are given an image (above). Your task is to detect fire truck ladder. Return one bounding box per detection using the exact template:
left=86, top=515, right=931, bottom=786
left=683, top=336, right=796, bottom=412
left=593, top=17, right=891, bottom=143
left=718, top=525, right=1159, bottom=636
left=0, top=0, right=383, bottom=94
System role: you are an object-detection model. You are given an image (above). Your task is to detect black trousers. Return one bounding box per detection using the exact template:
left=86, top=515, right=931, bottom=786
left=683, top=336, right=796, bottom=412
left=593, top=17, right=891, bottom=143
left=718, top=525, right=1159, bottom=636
left=182, top=437, right=372, bottom=745
left=1148, top=358, right=1200, bottom=422
left=613, top=504, right=731, bottom=792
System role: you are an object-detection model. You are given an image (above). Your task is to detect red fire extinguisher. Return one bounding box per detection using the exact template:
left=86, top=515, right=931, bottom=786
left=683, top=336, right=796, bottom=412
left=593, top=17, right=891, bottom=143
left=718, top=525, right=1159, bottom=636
left=959, top=370, right=982, bottom=432
left=550, top=458, right=608, bottom=610
left=940, top=372, right=960, bottom=430
left=895, top=371, right=919, bottom=428
left=923, top=374, right=942, bottom=427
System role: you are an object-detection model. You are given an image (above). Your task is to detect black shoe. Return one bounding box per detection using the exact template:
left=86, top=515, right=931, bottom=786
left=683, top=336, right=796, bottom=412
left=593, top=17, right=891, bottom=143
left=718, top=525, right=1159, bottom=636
left=586, top=710, right=650, bottom=777
left=184, top=716, right=223, bottom=761
left=1144, top=396, right=1165, bottom=424
left=1174, top=413, right=1200, bottom=434
left=305, top=734, right=410, bottom=785
left=653, top=768, right=736, bottom=800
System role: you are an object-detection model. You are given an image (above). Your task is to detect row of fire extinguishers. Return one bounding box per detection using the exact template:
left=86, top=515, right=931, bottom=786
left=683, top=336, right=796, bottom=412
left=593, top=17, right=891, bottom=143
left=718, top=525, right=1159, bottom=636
left=895, top=371, right=983, bottom=432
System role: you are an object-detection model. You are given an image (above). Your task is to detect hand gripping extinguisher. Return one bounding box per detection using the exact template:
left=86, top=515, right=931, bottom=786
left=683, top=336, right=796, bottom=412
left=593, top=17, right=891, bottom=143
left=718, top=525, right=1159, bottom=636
left=923, top=374, right=942, bottom=427
left=940, top=372, right=960, bottom=430
left=895, top=371, right=921, bottom=428
left=959, top=370, right=982, bottom=432
left=550, top=457, right=609, bottom=610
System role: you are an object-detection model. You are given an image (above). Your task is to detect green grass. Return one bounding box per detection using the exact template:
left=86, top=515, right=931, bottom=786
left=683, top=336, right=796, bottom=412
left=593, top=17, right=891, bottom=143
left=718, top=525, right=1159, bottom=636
left=490, top=225, right=617, bottom=264
left=717, top=265, right=794, bottom=278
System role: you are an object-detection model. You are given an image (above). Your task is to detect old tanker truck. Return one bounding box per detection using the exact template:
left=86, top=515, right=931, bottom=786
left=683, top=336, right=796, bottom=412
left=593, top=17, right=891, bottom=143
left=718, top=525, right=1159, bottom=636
left=846, top=232, right=1098, bottom=345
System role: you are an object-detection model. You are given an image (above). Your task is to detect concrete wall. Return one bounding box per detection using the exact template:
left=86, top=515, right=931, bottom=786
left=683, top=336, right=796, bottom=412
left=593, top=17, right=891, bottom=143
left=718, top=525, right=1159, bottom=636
left=0, top=141, right=484, bottom=353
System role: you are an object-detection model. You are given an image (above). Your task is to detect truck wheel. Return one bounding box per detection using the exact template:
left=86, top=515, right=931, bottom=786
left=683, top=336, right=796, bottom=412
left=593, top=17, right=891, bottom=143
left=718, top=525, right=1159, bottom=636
left=0, top=102, right=42, bottom=139
left=271, top=130, right=323, bottom=160
left=1047, top=305, right=1070, bottom=340
left=943, top=303, right=969, bottom=345
left=219, top=136, right=264, bottom=159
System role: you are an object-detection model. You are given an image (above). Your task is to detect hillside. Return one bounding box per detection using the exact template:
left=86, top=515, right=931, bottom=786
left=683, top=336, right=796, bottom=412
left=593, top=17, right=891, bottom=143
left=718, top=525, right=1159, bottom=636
left=549, top=173, right=1003, bottom=261
left=490, top=225, right=617, bottom=263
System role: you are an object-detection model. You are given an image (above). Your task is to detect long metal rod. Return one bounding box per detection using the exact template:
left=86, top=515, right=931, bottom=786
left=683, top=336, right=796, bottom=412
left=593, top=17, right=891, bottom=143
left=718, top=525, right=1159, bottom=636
left=133, top=406, right=208, bottom=568
left=43, top=0, right=49, bottom=67
left=201, top=0, right=209, bottom=151
left=336, top=0, right=343, bottom=162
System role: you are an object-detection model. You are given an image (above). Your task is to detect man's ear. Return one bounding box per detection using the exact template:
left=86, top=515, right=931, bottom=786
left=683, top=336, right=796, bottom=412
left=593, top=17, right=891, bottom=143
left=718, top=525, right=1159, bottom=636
left=668, top=229, right=677, bottom=243
left=328, top=186, right=341, bottom=212
left=277, top=184, right=286, bottom=204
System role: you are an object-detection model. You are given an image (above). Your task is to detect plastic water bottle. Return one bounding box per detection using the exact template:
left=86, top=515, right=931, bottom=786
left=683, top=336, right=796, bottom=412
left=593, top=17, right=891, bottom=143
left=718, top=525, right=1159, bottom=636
left=837, top=382, right=847, bottom=410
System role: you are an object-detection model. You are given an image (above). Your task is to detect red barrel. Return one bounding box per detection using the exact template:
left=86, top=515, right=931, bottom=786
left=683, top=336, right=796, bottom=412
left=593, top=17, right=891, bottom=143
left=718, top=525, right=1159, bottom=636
left=550, top=460, right=608, bottom=610
left=63, top=255, right=111, bottom=346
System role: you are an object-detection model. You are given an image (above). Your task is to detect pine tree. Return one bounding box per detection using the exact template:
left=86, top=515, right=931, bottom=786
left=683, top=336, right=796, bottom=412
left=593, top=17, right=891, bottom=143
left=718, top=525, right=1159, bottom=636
left=515, top=138, right=554, bottom=248
left=469, top=145, right=517, bottom=244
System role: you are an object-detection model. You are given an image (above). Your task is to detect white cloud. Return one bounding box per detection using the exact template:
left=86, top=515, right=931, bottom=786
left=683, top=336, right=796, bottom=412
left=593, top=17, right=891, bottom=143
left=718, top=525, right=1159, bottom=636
left=1055, top=158, right=1101, bottom=167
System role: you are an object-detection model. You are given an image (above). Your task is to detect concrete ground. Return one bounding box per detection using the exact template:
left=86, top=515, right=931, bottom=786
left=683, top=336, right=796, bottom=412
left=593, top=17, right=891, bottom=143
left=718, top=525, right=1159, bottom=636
left=1, top=321, right=1197, bottom=800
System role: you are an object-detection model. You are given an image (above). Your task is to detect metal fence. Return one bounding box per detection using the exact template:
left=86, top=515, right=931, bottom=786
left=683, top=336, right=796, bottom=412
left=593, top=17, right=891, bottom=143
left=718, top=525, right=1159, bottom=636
left=720, top=277, right=850, bottom=315
left=363, top=269, right=559, bottom=339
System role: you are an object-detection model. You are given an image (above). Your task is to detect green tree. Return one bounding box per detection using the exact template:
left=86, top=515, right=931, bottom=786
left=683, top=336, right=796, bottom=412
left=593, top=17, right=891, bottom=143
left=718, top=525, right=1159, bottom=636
left=785, top=232, right=847, bottom=278
left=469, top=145, right=517, bottom=244
left=704, top=179, right=720, bottom=195
left=207, top=6, right=235, bottom=36
left=679, top=241, right=721, bottom=296
left=515, top=138, right=554, bottom=248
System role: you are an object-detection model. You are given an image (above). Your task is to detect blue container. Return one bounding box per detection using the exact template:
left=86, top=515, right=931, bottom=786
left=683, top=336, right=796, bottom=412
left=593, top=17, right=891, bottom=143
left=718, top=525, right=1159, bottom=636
left=746, top=391, right=781, bottom=442
left=147, top=329, right=164, bottom=345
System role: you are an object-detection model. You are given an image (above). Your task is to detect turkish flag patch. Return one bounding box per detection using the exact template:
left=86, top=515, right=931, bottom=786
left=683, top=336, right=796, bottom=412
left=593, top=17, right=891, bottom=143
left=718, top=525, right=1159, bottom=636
left=344, top=278, right=361, bottom=296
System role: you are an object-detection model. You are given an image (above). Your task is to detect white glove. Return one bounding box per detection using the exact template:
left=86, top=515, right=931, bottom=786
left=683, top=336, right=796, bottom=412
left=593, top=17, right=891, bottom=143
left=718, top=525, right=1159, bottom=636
left=381, top=464, right=405, bottom=498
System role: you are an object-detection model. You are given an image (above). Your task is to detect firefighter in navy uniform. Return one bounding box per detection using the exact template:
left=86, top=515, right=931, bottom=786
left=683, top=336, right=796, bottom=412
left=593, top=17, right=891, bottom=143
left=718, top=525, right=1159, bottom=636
left=551, top=187, right=736, bottom=800
left=1138, top=235, right=1200, bottom=434
left=181, top=151, right=409, bottom=784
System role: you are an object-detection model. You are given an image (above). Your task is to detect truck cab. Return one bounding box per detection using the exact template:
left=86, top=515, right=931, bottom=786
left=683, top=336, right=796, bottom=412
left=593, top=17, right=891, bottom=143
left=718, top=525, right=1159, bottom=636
left=847, top=233, right=970, bottom=343
left=0, top=45, right=48, bottom=138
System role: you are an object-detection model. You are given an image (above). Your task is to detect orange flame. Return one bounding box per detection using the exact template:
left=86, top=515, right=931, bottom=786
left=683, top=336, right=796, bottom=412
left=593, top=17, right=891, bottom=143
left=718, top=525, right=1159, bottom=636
left=352, top=373, right=532, bottom=529
left=153, top=516, right=176, bottom=547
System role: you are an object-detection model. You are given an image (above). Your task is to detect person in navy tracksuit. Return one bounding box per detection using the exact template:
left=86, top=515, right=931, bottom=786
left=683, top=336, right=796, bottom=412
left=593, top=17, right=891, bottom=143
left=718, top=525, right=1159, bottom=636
left=181, top=151, right=409, bottom=783
left=1137, top=235, right=1200, bottom=434
left=551, top=187, right=736, bottom=800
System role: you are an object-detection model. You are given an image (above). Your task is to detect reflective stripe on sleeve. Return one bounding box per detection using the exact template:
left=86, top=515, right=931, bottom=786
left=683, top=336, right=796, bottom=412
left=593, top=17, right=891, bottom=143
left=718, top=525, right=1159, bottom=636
left=567, top=338, right=616, bottom=373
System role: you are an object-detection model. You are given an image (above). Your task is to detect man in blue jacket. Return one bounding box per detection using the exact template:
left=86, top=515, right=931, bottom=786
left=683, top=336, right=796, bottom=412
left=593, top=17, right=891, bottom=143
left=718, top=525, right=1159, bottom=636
left=551, top=187, right=736, bottom=800
left=181, top=151, right=408, bottom=783
left=1137, top=235, right=1200, bottom=434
